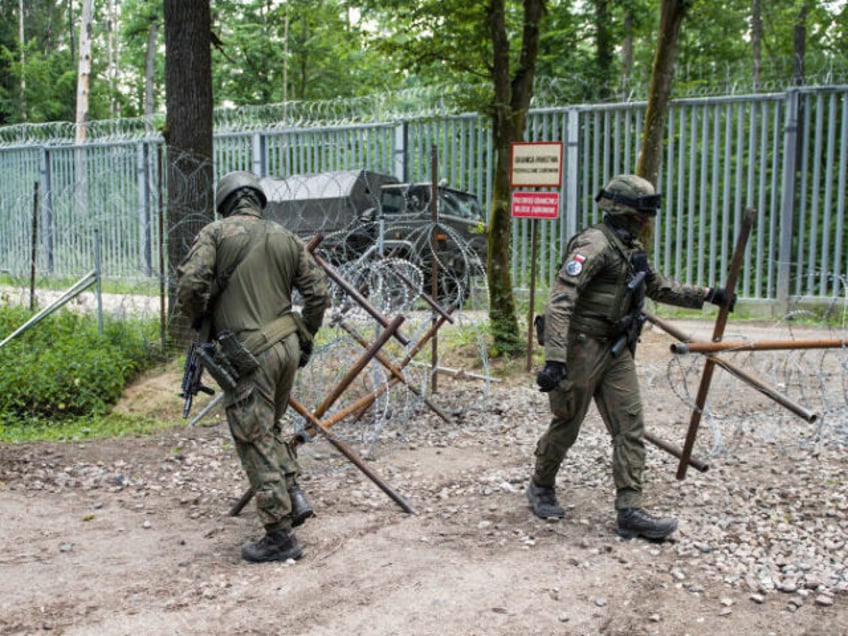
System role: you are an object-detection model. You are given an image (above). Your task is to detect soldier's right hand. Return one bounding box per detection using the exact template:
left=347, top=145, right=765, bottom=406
left=298, top=339, right=313, bottom=368
left=536, top=361, right=567, bottom=393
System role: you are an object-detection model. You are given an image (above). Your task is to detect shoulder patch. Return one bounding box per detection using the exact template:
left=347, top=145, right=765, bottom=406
left=564, top=253, right=586, bottom=276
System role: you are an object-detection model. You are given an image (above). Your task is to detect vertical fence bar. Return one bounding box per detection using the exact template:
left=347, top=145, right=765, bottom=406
left=1, top=87, right=847, bottom=310
left=30, top=181, right=38, bottom=310
left=777, top=89, right=800, bottom=309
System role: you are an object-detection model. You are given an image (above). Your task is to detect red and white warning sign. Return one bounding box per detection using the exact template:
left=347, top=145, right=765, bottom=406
left=510, top=191, right=560, bottom=219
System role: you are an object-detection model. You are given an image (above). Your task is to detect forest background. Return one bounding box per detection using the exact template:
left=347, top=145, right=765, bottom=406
left=1, top=0, right=847, bottom=355
left=1, top=0, right=846, bottom=130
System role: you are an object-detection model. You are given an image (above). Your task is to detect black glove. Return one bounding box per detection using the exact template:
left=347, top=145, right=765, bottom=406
left=536, top=361, right=567, bottom=393
left=706, top=287, right=737, bottom=312
left=298, top=339, right=313, bottom=368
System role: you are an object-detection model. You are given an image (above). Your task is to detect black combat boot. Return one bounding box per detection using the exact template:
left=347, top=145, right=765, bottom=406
left=526, top=479, right=565, bottom=519
left=288, top=485, right=314, bottom=527
left=616, top=507, right=678, bottom=540
left=241, top=528, right=304, bottom=563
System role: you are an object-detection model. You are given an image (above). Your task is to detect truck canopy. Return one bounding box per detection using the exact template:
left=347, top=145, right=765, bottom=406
left=260, top=170, right=398, bottom=236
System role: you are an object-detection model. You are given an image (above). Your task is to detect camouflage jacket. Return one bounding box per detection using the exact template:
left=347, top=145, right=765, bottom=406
left=543, top=218, right=707, bottom=363
left=176, top=205, right=330, bottom=344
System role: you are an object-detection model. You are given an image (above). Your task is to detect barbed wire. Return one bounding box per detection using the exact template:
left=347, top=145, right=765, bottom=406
left=661, top=289, right=848, bottom=458
left=1, top=55, right=846, bottom=145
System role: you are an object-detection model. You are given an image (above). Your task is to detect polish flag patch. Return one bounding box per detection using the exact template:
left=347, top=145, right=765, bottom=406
left=565, top=253, right=586, bottom=276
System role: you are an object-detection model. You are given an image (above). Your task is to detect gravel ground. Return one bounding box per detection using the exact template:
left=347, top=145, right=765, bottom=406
left=0, top=319, right=846, bottom=635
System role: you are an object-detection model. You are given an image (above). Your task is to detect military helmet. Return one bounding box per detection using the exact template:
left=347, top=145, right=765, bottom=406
left=215, top=170, right=267, bottom=216
left=595, top=174, right=661, bottom=217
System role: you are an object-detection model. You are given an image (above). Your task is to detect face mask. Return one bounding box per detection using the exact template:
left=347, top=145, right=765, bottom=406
left=612, top=213, right=649, bottom=237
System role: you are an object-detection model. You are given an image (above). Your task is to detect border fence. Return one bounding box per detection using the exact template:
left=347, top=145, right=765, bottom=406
left=0, top=85, right=846, bottom=314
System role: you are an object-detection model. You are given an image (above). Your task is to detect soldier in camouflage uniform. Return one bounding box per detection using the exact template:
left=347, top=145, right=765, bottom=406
left=177, top=171, right=330, bottom=562
left=526, top=174, right=735, bottom=540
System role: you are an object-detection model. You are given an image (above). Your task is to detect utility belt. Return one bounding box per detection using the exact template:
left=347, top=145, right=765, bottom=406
left=240, top=314, right=302, bottom=356
left=199, top=314, right=306, bottom=392
left=196, top=331, right=260, bottom=393
left=568, top=314, right=619, bottom=339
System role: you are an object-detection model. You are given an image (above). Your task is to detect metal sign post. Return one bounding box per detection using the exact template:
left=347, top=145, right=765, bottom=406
left=509, top=142, right=564, bottom=373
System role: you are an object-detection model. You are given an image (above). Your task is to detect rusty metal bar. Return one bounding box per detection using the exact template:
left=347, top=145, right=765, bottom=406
left=708, top=356, right=818, bottom=422
left=305, top=234, right=324, bottom=251
left=230, top=313, right=452, bottom=517
left=409, top=361, right=500, bottom=383
left=676, top=208, right=755, bottom=480
left=229, top=315, right=405, bottom=517
left=672, top=338, right=848, bottom=354
left=288, top=396, right=416, bottom=514
left=313, top=314, right=406, bottom=419
left=526, top=218, right=540, bottom=372
left=644, top=431, right=709, bottom=473
left=308, top=235, right=410, bottom=346
left=645, top=312, right=701, bottom=344
left=306, top=376, right=404, bottom=434
left=347, top=313, right=454, bottom=423
left=646, top=312, right=818, bottom=423
left=336, top=319, right=452, bottom=423
left=430, top=145, right=440, bottom=395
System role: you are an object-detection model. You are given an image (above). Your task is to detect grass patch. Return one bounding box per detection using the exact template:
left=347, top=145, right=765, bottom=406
left=0, top=412, right=176, bottom=444
left=0, top=302, right=166, bottom=441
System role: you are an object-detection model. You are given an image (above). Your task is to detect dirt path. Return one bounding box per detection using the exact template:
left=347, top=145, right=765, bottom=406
left=1, top=323, right=846, bottom=635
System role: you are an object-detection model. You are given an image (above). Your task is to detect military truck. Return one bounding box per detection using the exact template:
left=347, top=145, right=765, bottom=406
left=260, top=169, right=487, bottom=304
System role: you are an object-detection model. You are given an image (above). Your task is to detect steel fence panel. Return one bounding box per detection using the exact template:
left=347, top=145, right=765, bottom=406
left=1, top=86, right=847, bottom=313
left=0, top=147, right=41, bottom=277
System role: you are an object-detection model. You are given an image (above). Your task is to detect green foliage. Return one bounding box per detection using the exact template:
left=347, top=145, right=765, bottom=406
left=0, top=39, right=76, bottom=124
left=0, top=0, right=846, bottom=125
left=210, top=0, right=400, bottom=104
left=0, top=305, right=159, bottom=426
left=0, top=411, right=173, bottom=443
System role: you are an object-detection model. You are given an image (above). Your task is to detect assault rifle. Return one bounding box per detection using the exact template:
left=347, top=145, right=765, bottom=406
left=181, top=341, right=215, bottom=417
left=180, top=322, right=215, bottom=418
left=181, top=325, right=259, bottom=417
left=610, top=269, right=647, bottom=357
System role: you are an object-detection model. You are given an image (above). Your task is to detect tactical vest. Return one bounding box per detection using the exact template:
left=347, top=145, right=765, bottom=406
left=568, top=222, right=640, bottom=338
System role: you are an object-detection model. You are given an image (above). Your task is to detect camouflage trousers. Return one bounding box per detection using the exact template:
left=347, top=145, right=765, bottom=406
left=225, top=332, right=301, bottom=529
left=532, top=333, right=645, bottom=510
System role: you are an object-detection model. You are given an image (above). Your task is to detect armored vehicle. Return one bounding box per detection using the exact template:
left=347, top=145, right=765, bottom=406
left=260, top=170, right=487, bottom=304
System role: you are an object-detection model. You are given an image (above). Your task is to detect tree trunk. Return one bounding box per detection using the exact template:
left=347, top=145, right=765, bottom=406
left=75, top=0, right=93, bottom=142
left=164, top=0, right=215, bottom=346
left=486, top=0, right=544, bottom=357
left=595, top=0, right=613, bottom=100
left=621, top=9, right=634, bottom=99
left=18, top=0, right=25, bottom=120
left=792, top=2, right=811, bottom=87
left=144, top=20, right=158, bottom=133
left=751, top=0, right=762, bottom=92
left=636, top=0, right=689, bottom=187
left=106, top=0, right=120, bottom=119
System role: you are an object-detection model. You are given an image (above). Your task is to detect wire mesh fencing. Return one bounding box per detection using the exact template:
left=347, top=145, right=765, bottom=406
left=659, top=285, right=848, bottom=459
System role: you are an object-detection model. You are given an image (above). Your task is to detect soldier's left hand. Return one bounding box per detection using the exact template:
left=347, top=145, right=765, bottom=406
left=536, top=361, right=567, bottom=392
left=706, top=287, right=737, bottom=312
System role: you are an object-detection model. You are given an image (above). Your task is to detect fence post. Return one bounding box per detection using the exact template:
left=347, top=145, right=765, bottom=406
left=138, top=141, right=153, bottom=276
left=777, top=89, right=800, bottom=312
left=252, top=131, right=266, bottom=177
left=393, top=121, right=407, bottom=182
left=564, top=107, right=581, bottom=256
left=38, top=146, right=55, bottom=274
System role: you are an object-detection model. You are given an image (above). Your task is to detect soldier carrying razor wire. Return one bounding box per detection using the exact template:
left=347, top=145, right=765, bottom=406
left=527, top=174, right=735, bottom=540
left=177, top=170, right=330, bottom=563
